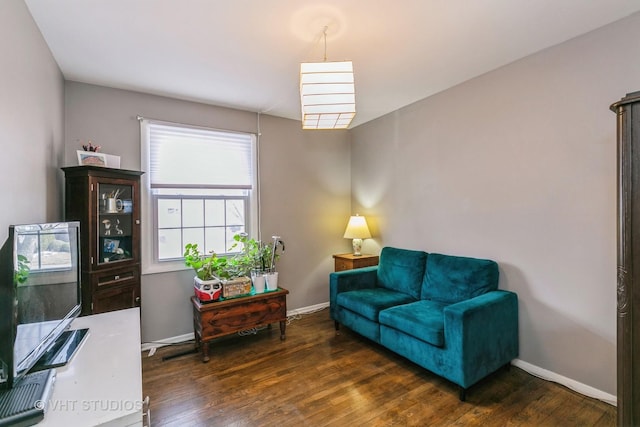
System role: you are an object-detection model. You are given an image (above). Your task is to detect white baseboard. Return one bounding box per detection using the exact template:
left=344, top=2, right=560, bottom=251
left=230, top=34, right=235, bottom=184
left=141, top=332, right=195, bottom=352
left=140, top=302, right=330, bottom=352
left=287, top=302, right=329, bottom=317
left=512, top=359, right=617, bottom=406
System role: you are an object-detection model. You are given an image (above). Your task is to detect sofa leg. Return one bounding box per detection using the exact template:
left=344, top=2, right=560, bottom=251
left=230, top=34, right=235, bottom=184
left=459, top=387, right=466, bottom=402
left=334, top=321, right=341, bottom=334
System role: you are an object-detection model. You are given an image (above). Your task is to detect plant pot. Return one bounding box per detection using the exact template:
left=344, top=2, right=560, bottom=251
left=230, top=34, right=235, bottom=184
left=193, top=277, right=222, bottom=302
left=252, top=272, right=266, bottom=294
left=264, top=271, right=279, bottom=291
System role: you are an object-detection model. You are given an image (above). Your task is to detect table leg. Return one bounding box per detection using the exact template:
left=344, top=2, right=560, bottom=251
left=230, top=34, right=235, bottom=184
left=202, top=341, right=210, bottom=363
left=279, top=320, right=286, bottom=340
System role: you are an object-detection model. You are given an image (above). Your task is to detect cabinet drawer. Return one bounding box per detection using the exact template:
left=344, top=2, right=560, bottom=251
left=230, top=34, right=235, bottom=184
left=333, top=255, right=379, bottom=272
left=352, top=256, right=379, bottom=269
left=334, top=258, right=352, bottom=272
left=94, top=265, right=139, bottom=288
left=92, top=283, right=140, bottom=314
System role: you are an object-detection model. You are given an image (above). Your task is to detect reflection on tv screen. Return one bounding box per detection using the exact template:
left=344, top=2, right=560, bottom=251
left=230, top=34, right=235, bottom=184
left=12, top=223, right=81, bottom=376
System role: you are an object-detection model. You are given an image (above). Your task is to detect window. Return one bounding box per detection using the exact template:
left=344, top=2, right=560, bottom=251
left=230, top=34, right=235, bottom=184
left=140, top=119, right=258, bottom=273
left=15, top=227, right=72, bottom=272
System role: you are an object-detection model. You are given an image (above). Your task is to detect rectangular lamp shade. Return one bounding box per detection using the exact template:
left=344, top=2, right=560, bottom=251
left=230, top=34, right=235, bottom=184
left=300, top=61, right=356, bottom=130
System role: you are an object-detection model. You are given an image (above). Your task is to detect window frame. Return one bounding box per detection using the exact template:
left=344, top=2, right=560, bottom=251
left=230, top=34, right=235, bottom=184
left=140, top=118, right=258, bottom=275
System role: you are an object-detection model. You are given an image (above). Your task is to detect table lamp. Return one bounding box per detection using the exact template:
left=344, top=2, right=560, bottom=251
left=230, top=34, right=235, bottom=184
left=343, top=214, right=371, bottom=256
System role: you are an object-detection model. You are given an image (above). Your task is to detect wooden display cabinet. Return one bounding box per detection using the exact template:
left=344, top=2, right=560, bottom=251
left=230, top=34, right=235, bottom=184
left=611, top=91, right=640, bottom=426
left=62, top=166, right=144, bottom=315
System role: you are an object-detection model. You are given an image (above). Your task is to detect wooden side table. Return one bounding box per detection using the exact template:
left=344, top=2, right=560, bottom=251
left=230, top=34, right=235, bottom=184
left=191, top=288, right=289, bottom=362
left=333, top=253, right=379, bottom=272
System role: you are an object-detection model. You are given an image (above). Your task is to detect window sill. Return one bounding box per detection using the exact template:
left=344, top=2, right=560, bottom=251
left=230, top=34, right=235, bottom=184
left=141, top=260, right=190, bottom=276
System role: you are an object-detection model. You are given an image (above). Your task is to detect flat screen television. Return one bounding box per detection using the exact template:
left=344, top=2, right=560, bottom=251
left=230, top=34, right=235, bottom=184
left=0, top=221, right=86, bottom=392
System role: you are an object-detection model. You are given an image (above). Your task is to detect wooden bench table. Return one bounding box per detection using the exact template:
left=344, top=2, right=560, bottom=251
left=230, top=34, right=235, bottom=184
left=191, top=287, right=289, bottom=362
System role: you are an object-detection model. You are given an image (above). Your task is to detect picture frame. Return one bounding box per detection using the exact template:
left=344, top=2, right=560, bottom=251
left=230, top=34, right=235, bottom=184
left=103, top=238, right=120, bottom=253
left=77, top=150, right=107, bottom=166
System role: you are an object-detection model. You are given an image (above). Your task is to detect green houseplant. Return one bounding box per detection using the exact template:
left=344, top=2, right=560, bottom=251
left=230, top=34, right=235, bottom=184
left=184, top=243, right=226, bottom=280
left=184, top=242, right=253, bottom=301
left=232, top=234, right=274, bottom=273
left=14, top=255, right=30, bottom=285
left=184, top=243, right=223, bottom=302
left=185, top=234, right=285, bottom=300
left=232, top=233, right=285, bottom=292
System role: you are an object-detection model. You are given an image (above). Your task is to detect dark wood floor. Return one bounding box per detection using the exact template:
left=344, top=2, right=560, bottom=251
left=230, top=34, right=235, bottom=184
left=142, top=308, right=615, bottom=426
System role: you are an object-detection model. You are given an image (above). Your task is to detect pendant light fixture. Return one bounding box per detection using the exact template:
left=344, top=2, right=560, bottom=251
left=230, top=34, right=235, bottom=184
left=300, top=27, right=356, bottom=130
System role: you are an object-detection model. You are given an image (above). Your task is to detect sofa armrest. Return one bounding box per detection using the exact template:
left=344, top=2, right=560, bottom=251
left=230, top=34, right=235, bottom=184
left=329, top=267, right=378, bottom=320
left=443, top=290, right=519, bottom=388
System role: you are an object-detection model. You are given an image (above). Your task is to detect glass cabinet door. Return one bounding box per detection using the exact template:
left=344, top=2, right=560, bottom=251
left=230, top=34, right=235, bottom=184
left=96, top=182, right=134, bottom=265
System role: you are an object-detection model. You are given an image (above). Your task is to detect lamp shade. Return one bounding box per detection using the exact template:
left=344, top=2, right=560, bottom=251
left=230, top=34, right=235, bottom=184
left=300, top=61, right=356, bottom=130
left=343, top=215, right=371, bottom=239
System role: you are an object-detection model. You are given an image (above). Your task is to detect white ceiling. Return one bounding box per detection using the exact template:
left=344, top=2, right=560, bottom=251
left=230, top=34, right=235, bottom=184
left=25, top=0, right=640, bottom=128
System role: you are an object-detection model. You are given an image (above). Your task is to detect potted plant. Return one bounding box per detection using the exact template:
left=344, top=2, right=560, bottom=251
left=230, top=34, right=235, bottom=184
left=185, top=234, right=284, bottom=300
left=232, top=233, right=285, bottom=293
left=184, top=243, right=225, bottom=302
left=184, top=241, right=255, bottom=301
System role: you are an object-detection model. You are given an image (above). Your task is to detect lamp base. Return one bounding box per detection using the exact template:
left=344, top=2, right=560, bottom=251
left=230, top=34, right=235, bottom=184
left=352, top=238, right=363, bottom=256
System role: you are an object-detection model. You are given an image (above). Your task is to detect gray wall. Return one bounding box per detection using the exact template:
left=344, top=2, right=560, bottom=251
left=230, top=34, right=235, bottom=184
left=351, top=12, right=640, bottom=396
left=63, top=82, right=352, bottom=342
left=0, top=0, right=65, bottom=240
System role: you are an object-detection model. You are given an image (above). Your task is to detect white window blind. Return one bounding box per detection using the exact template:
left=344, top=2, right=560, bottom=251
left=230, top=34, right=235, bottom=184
left=148, top=122, right=254, bottom=189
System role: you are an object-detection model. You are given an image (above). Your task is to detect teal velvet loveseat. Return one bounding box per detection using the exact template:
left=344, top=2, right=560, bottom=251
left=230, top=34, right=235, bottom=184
left=329, top=247, right=518, bottom=400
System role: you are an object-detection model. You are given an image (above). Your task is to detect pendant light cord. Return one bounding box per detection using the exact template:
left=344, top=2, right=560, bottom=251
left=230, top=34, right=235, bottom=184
left=323, top=26, right=328, bottom=62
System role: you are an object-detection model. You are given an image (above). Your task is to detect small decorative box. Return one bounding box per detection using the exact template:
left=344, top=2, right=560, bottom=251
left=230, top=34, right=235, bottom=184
left=222, top=276, right=252, bottom=299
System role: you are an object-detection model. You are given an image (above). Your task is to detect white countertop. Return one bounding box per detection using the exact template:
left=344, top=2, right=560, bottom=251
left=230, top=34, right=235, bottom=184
left=39, top=308, right=143, bottom=427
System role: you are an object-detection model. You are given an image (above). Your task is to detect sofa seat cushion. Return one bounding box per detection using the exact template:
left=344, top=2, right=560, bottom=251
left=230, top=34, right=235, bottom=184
left=421, top=253, right=499, bottom=304
left=336, top=288, right=416, bottom=322
left=379, top=300, right=448, bottom=347
left=377, top=247, right=427, bottom=300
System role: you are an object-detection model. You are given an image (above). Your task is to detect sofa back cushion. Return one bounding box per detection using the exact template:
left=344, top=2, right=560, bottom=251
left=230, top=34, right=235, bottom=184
left=377, top=247, right=427, bottom=299
left=421, top=253, right=498, bottom=303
